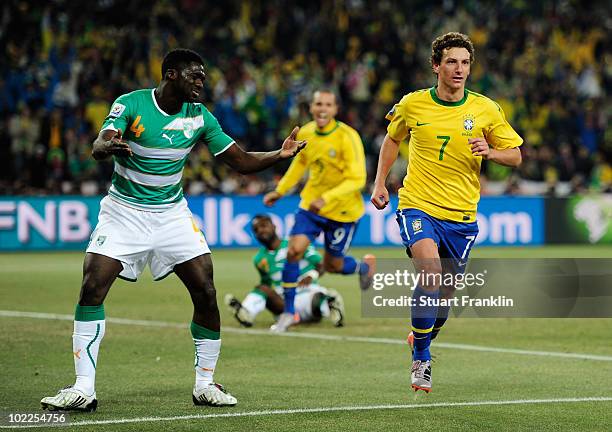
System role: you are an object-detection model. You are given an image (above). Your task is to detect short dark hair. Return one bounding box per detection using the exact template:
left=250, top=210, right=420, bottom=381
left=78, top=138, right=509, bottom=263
left=161, top=48, right=204, bottom=77
left=430, top=32, right=475, bottom=68
left=251, top=214, right=272, bottom=225
left=312, top=87, right=340, bottom=105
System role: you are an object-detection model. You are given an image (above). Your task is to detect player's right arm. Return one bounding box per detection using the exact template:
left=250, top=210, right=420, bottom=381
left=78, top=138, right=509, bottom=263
left=92, top=96, right=133, bottom=160
left=371, top=98, right=410, bottom=209
left=92, top=129, right=133, bottom=160
left=371, top=134, right=402, bottom=209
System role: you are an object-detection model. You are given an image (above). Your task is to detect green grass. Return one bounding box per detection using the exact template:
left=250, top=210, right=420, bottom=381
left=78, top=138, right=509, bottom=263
left=1, top=246, right=611, bottom=431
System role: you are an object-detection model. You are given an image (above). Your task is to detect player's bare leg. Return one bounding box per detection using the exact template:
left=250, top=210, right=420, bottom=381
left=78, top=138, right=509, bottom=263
left=272, top=235, right=310, bottom=332
left=41, top=253, right=122, bottom=412
left=175, top=254, right=237, bottom=406
left=408, top=238, right=442, bottom=393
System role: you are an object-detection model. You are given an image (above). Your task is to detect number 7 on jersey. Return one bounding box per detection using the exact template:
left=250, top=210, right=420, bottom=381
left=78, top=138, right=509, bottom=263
left=437, top=135, right=450, bottom=161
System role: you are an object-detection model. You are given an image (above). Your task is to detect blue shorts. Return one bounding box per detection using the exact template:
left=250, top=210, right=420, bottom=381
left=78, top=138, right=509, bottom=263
left=290, top=209, right=358, bottom=257
left=396, top=208, right=479, bottom=270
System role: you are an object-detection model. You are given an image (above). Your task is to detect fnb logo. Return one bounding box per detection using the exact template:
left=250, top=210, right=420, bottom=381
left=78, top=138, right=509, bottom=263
left=0, top=200, right=92, bottom=246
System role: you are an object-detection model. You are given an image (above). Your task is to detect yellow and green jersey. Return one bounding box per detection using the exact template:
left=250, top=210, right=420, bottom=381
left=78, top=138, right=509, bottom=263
left=253, top=239, right=321, bottom=289
left=275, top=120, right=366, bottom=223
left=101, top=89, right=234, bottom=209
left=386, top=87, right=523, bottom=222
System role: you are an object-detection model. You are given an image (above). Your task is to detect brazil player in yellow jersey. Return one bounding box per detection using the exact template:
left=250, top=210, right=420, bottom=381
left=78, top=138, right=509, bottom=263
left=371, top=33, right=522, bottom=393
left=264, top=89, right=375, bottom=332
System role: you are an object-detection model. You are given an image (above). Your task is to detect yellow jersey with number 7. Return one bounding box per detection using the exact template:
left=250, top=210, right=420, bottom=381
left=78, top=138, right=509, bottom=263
left=386, top=87, right=523, bottom=223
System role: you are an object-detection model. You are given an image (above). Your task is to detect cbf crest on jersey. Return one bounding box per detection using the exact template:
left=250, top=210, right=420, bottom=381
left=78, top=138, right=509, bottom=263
left=463, top=114, right=475, bottom=131
left=462, top=114, right=475, bottom=136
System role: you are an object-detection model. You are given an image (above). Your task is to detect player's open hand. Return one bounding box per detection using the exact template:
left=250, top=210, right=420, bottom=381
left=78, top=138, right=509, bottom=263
left=469, top=137, right=490, bottom=159
left=308, top=198, right=325, bottom=214
left=263, top=191, right=281, bottom=207
left=370, top=184, right=389, bottom=210
left=279, top=126, right=307, bottom=159
left=105, top=129, right=133, bottom=157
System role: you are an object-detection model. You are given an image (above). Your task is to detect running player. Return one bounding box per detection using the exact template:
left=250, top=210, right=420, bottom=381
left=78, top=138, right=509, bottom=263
left=371, top=33, right=522, bottom=393
left=263, top=89, right=375, bottom=332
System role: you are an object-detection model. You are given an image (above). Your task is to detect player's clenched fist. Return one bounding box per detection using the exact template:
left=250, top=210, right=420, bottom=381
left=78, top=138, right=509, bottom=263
left=469, top=137, right=490, bottom=159
left=370, top=184, right=389, bottom=210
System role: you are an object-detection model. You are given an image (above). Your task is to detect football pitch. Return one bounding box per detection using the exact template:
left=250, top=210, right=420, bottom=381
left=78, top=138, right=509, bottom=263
left=1, top=246, right=611, bottom=431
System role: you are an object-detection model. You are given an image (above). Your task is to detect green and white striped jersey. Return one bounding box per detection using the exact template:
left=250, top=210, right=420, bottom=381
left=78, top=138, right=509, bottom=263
left=253, top=239, right=322, bottom=289
left=100, top=89, right=234, bottom=209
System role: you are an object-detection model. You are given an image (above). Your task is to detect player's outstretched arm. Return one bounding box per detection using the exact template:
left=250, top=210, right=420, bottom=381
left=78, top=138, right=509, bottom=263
left=92, top=129, right=133, bottom=160
left=370, top=133, right=401, bottom=210
left=217, top=126, right=306, bottom=174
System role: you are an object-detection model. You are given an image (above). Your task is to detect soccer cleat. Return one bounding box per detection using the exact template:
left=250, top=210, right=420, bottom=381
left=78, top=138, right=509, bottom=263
left=192, top=383, right=237, bottom=407
left=270, top=312, right=299, bottom=332
left=41, top=386, right=98, bottom=412
left=224, top=294, right=254, bottom=327
left=411, top=360, right=432, bottom=393
left=359, top=254, right=377, bottom=290
left=326, top=289, right=345, bottom=327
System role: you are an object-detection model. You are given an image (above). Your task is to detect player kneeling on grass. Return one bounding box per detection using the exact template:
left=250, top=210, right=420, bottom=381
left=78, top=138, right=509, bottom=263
left=40, top=49, right=306, bottom=412
left=226, top=215, right=345, bottom=328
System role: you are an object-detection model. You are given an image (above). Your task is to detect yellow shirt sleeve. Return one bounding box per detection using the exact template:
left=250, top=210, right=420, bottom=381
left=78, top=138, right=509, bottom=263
left=385, top=95, right=410, bottom=142
left=275, top=148, right=308, bottom=195
left=485, top=104, right=523, bottom=149
left=321, top=128, right=366, bottom=202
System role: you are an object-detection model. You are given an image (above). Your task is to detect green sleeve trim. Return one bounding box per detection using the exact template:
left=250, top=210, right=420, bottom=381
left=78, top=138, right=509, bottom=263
left=75, top=304, right=105, bottom=322
left=201, top=110, right=235, bottom=156
left=252, top=287, right=269, bottom=299
left=190, top=321, right=220, bottom=340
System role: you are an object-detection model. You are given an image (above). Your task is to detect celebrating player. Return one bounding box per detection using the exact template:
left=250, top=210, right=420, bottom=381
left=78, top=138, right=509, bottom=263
left=225, top=214, right=345, bottom=328
left=263, top=89, right=375, bottom=332
left=40, top=49, right=306, bottom=411
left=370, top=33, right=522, bottom=393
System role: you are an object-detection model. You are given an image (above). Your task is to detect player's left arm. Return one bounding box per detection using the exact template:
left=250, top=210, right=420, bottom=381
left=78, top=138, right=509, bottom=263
left=299, top=245, right=324, bottom=286
left=471, top=103, right=523, bottom=168
left=217, top=127, right=306, bottom=174
left=312, top=129, right=366, bottom=211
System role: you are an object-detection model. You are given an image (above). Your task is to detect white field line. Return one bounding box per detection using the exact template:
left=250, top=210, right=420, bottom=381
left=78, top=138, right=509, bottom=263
left=2, top=310, right=612, bottom=362
left=1, top=397, right=612, bottom=429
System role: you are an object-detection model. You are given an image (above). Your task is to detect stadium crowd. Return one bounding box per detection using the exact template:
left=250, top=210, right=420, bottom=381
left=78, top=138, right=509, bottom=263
left=0, top=0, right=609, bottom=196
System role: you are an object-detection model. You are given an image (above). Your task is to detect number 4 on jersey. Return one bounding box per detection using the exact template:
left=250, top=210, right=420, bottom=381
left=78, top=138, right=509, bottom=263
left=130, top=116, right=145, bottom=138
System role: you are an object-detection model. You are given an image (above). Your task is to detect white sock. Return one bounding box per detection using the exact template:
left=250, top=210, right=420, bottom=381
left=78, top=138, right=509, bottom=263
left=72, top=320, right=105, bottom=395
left=242, top=292, right=267, bottom=318
left=319, top=299, right=331, bottom=318
left=194, top=338, right=221, bottom=388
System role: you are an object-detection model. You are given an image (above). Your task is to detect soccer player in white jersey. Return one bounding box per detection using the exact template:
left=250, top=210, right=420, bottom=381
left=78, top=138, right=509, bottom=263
left=40, top=49, right=306, bottom=411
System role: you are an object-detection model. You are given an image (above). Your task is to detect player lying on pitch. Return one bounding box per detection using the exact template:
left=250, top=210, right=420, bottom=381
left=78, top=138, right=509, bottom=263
left=225, top=214, right=345, bottom=328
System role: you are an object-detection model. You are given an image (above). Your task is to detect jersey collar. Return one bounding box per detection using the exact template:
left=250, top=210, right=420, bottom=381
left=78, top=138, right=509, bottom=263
left=315, top=120, right=340, bottom=136
left=429, top=86, right=468, bottom=107
left=151, top=89, right=170, bottom=116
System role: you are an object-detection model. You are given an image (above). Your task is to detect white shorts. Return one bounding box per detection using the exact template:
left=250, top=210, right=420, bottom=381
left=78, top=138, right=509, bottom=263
left=275, top=284, right=329, bottom=322
left=86, top=196, right=210, bottom=281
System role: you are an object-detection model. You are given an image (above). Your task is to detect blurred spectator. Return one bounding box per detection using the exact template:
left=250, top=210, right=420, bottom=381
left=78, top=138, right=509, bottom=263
left=0, top=0, right=609, bottom=197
